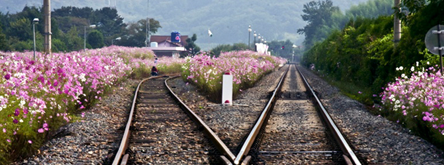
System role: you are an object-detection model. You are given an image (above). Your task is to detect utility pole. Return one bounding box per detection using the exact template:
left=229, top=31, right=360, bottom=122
left=43, top=0, right=51, bottom=54
left=393, top=0, right=401, bottom=44
left=146, top=0, right=150, bottom=47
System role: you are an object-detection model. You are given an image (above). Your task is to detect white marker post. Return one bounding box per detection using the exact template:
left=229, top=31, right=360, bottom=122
left=222, top=72, right=233, bottom=106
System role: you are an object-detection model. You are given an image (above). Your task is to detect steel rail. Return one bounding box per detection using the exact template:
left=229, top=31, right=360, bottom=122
left=165, top=77, right=236, bottom=164
left=296, top=66, right=362, bottom=165
left=112, top=76, right=153, bottom=165
left=233, top=66, right=289, bottom=165
left=113, top=76, right=235, bottom=164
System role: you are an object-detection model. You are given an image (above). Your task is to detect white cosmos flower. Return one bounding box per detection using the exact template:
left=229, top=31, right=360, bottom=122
left=19, top=99, right=26, bottom=108
left=79, top=73, right=86, bottom=82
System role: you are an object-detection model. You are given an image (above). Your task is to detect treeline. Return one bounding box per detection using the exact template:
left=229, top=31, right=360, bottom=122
left=0, top=6, right=161, bottom=52
left=210, top=43, right=250, bottom=57
left=298, top=0, right=392, bottom=48
left=209, top=40, right=303, bottom=60
left=300, top=0, right=444, bottom=104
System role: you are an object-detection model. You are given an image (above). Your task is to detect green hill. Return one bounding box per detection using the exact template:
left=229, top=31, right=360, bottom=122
left=1, top=0, right=371, bottom=50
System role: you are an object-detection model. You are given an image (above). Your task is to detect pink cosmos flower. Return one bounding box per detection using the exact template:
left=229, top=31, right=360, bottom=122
left=38, top=128, right=44, bottom=133
left=4, top=73, right=10, bottom=80
left=28, top=140, right=32, bottom=144
left=14, top=108, right=20, bottom=116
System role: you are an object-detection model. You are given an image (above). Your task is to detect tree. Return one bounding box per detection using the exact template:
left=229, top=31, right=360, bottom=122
left=0, top=5, right=163, bottom=51
left=63, top=26, right=83, bottom=51
left=210, top=44, right=232, bottom=57
left=119, top=18, right=161, bottom=47
left=52, top=38, right=67, bottom=52
left=232, top=43, right=249, bottom=51
left=52, top=6, right=127, bottom=46
left=345, top=0, right=392, bottom=19
left=297, top=0, right=340, bottom=48
left=8, top=18, right=32, bottom=41
left=87, top=30, right=104, bottom=49
left=93, top=7, right=126, bottom=39
left=185, top=34, right=201, bottom=55
left=210, top=43, right=250, bottom=57
left=268, top=40, right=294, bottom=58
left=52, top=6, right=94, bottom=19
left=0, top=23, right=9, bottom=51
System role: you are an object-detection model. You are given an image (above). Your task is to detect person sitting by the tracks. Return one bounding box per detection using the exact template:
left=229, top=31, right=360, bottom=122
left=151, top=66, right=158, bottom=76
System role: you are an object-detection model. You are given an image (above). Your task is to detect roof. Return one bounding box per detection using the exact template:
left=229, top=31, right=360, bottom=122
left=148, top=47, right=186, bottom=51
left=150, top=35, right=188, bottom=47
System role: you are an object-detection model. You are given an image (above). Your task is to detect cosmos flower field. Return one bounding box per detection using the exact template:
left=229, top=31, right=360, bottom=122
left=380, top=62, right=444, bottom=139
left=0, top=46, right=185, bottom=161
left=0, top=47, right=286, bottom=161
left=182, top=51, right=287, bottom=101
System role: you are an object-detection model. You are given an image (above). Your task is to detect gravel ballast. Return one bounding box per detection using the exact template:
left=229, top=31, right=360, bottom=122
left=297, top=65, right=444, bottom=164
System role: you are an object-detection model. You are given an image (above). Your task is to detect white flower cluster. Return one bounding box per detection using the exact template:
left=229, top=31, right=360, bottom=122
left=0, top=95, right=8, bottom=112
left=79, top=73, right=86, bottom=82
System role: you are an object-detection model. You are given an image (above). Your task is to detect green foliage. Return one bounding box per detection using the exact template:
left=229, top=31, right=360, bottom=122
left=1, top=0, right=376, bottom=50
left=62, top=26, right=84, bottom=51
left=185, top=34, right=201, bottom=56
left=119, top=18, right=161, bottom=47
left=157, top=62, right=183, bottom=75
left=0, top=23, right=9, bottom=51
left=0, top=6, right=162, bottom=52
left=299, top=0, right=393, bottom=49
left=298, top=0, right=341, bottom=48
left=52, top=38, right=67, bottom=52
left=10, top=40, right=32, bottom=52
left=210, top=43, right=250, bottom=57
left=130, top=62, right=151, bottom=79
left=302, top=16, right=393, bottom=104
left=302, top=0, right=444, bottom=148
left=87, top=30, right=104, bottom=49
left=9, top=18, right=32, bottom=41
left=232, top=43, right=249, bottom=52
left=267, top=40, right=296, bottom=58
left=210, top=44, right=233, bottom=57
left=345, top=0, right=392, bottom=19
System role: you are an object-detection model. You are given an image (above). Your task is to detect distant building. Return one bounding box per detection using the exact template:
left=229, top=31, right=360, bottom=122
left=149, top=35, right=188, bottom=58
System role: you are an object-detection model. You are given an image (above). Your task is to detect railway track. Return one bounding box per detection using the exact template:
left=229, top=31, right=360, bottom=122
left=229, top=63, right=363, bottom=164
left=112, top=64, right=363, bottom=164
left=250, top=64, right=350, bottom=164
left=112, top=76, right=230, bottom=164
